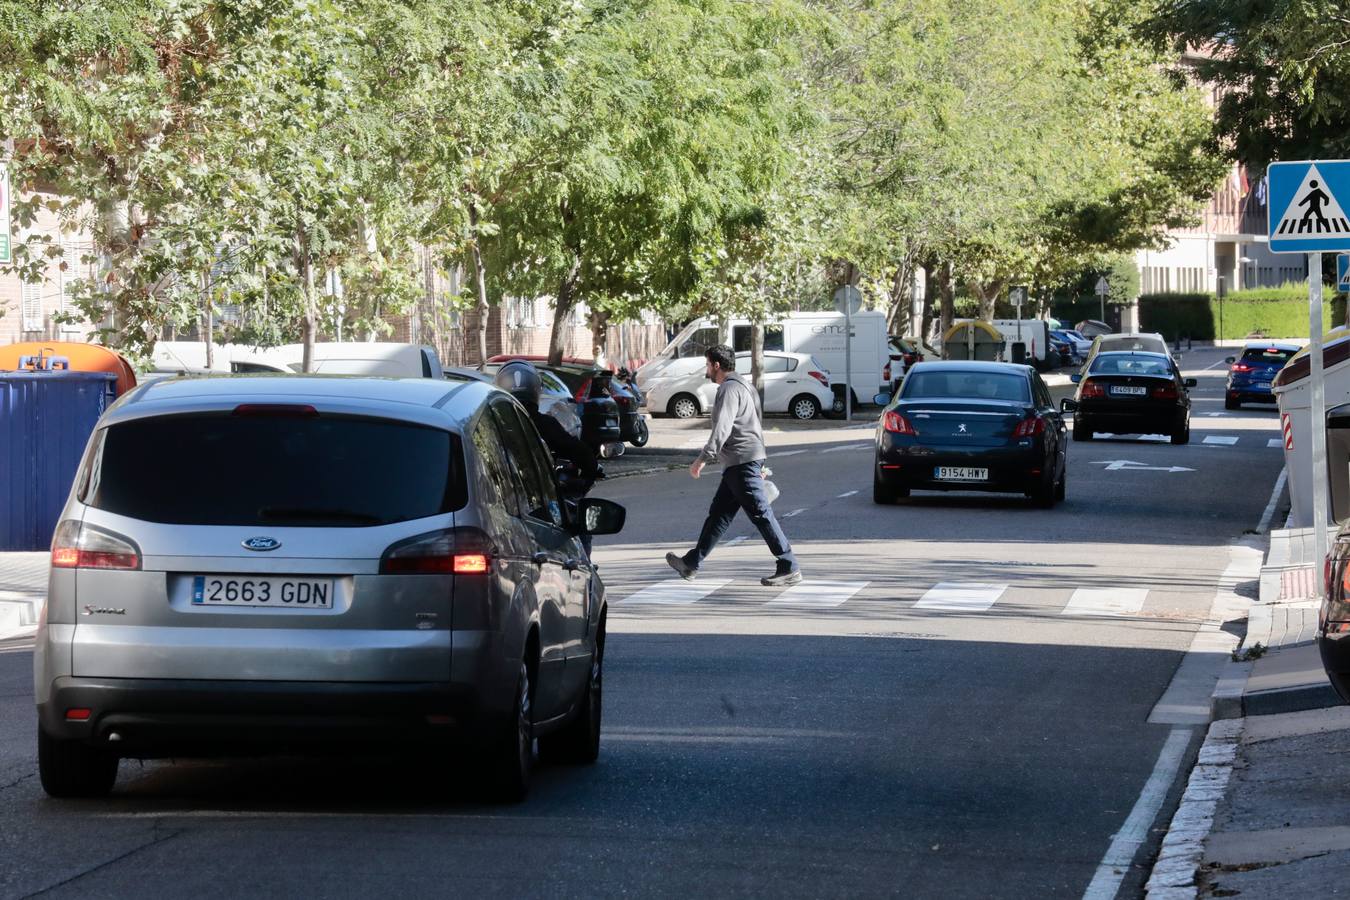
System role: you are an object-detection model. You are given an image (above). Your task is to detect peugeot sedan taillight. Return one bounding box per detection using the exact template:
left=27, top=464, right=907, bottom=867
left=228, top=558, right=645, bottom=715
left=1012, top=417, right=1045, bottom=438
left=883, top=411, right=918, bottom=435
left=50, top=520, right=141, bottom=570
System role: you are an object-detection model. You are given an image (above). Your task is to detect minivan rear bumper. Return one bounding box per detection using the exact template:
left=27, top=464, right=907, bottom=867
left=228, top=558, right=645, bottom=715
left=39, top=676, right=500, bottom=757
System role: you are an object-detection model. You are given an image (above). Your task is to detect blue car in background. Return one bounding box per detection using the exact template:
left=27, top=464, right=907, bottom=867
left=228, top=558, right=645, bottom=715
left=1224, top=341, right=1300, bottom=409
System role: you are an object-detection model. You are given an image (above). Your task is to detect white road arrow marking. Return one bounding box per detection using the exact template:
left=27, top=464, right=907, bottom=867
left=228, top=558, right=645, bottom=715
left=1092, top=460, right=1196, bottom=473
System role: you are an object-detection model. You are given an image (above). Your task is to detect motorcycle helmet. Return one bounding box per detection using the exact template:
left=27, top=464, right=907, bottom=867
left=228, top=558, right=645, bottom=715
left=494, top=360, right=543, bottom=410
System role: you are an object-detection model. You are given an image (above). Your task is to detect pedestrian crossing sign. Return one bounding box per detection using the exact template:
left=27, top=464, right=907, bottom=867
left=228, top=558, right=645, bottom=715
left=1339, top=254, right=1350, bottom=293
left=1267, top=160, right=1350, bottom=253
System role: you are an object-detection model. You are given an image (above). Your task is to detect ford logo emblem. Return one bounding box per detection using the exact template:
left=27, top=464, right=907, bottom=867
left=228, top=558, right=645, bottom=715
left=242, top=536, right=281, bottom=552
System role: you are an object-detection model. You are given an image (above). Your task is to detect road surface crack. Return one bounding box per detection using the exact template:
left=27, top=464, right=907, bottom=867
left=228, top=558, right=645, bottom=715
left=24, top=827, right=183, bottom=898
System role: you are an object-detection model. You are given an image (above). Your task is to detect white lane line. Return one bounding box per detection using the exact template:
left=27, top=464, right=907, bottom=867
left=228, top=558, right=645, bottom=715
left=766, top=580, right=868, bottom=608
left=1061, top=587, right=1148, bottom=617
left=725, top=535, right=749, bottom=546
left=915, top=582, right=1007, bottom=611
left=820, top=444, right=868, bottom=453
left=771, top=449, right=809, bottom=458
left=1202, top=435, right=1239, bottom=445
left=1256, top=467, right=1288, bottom=534
left=781, top=508, right=807, bottom=518
left=1267, top=437, right=1284, bottom=448
left=620, top=579, right=731, bottom=605
left=1082, top=727, right=1195, bottom=900
left=837, top=490, right=859, bottom=498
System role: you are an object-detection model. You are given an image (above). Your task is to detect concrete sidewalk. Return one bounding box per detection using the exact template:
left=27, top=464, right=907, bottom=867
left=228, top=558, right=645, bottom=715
left=1148, top=525, right=1350, bottom=897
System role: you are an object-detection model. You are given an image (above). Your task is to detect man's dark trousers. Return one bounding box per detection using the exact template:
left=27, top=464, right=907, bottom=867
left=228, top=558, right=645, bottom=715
left=687, top=460, right=796, bottom=569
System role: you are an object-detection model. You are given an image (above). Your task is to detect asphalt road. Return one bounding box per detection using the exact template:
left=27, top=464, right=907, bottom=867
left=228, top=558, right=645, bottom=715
left=0, top=346, right=1286, bottom=898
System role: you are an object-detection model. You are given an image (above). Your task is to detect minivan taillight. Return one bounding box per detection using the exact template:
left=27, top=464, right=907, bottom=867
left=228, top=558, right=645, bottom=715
left=380, top=528, right=492, bottom=575
left=50, top=520, right=141, bottom=570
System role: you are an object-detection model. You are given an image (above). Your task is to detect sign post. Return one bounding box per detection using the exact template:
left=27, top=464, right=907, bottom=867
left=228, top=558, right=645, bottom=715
left=1095, top=276, right=1109, bottom=326
left=1010, top=285, right=1028, bottom=345
left=833, top=285, right=862, bottom=422
left=0, top=160, right=10, bottom=264
left=1267, top=160, right=1350, bottom=594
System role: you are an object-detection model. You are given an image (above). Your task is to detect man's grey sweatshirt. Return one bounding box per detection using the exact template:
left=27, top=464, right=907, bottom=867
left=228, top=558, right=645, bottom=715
left=699, top=373, right=767, bottom=467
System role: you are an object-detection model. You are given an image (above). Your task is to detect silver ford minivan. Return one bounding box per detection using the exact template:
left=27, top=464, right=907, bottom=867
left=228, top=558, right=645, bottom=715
left=34, top=375, right=624, bottom=801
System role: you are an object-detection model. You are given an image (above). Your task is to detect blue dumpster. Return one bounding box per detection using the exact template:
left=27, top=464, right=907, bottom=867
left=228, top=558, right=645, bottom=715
left=0, top=370, right=118, bottom=551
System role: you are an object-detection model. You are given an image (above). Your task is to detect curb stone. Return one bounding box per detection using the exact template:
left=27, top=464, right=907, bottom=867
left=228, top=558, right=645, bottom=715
left=1145, top=718, right=1244, bottom=898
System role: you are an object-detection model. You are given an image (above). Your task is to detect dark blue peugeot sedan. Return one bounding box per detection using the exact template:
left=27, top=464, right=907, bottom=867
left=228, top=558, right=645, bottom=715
left=1225, top=341, right=1299, bottom=409
left=872, top=361, right=1068, bottom=508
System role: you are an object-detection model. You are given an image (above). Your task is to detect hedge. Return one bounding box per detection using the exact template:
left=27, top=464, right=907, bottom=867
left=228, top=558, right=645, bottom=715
left=1137, top=286, right=1341, bottom=340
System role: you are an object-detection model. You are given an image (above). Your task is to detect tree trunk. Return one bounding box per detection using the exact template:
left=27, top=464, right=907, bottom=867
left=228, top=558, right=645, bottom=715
left=921, top=265, right=936, bottom=349
left=201, top=270, right=214, bottom=369
left=751, top=321, right=764, bottom=404
left=886, top=263, right=909, bottom=335
left=938, top=260, right=955, bottom=339
left=549, top=257, right=581, bottom=366
left=297, top=224, right=316, bottom=373
left=467, top=202, right=490, bottom=368
left=590, top=307, right=609, bottom=365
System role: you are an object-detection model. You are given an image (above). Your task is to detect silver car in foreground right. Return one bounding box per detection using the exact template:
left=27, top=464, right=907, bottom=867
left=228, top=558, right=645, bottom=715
left=34, top=374, right=625, bottom=801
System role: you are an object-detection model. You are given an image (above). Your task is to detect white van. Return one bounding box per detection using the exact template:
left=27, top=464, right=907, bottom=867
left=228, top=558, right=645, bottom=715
left=638, top=311, right=889, bottom=410
left=990, top=319, right=1053, bottom=369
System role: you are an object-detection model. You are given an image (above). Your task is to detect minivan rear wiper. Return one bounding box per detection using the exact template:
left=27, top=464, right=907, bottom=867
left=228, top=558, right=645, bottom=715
left=257, top=507, right=383, bottom=525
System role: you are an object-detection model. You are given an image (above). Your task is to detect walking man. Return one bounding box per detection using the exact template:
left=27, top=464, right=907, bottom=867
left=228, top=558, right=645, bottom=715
left=666, top=345, right=802, bottom=586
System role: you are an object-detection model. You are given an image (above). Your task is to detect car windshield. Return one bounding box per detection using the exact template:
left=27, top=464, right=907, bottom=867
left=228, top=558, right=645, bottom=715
left=1240, top=347, right=1297, bottom=365
left=84, top=413, right=466, bottom=526
left=1090, top=355, right=1172, bottom=377
left=901, top=371, right=1029, bottom=402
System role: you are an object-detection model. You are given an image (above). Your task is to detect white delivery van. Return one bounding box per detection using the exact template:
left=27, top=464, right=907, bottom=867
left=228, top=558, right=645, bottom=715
left=990, top=319, right=1053, bottom=369
left=638, top=311, right=889, bottom=411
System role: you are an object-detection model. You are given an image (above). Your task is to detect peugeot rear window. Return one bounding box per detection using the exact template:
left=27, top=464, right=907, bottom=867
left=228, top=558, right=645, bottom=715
left=84, top=412, right=466, bottom=526
left=902, top=371, right=1029, bottom=402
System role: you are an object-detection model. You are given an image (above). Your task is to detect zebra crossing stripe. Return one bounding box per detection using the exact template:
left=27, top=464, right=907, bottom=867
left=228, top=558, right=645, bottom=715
left=620, top=579, right=732, bottom=605
left=766, top=580, right=868, bottom=609
left=1061, top=587, right=1148, bottom=618
left=1203, top=435, right=1239, bottom=446
left=915, top=582, right=1007, bottom=611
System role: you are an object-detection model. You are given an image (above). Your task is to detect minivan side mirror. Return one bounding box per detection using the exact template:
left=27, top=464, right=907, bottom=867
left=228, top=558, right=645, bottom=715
left=1060, top=398, right=1079, bottom=413
left=578, top=498, right=626, bottom=536
left=1184, top=378, right=1198, bottom=387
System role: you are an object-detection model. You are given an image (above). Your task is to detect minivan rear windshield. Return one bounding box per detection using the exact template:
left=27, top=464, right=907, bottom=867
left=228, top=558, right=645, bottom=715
left=84, top=413, right=466, bottom=526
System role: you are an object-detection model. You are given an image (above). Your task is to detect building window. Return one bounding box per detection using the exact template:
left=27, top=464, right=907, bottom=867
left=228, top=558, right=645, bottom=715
left=21, top=280, right=43, bottom=331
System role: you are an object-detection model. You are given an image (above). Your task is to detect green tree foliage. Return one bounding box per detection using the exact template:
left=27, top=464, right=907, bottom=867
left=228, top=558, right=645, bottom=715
left=1144, top=0, right=1350, bottom=167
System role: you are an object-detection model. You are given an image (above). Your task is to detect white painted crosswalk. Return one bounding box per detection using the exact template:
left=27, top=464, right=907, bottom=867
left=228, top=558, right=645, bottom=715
left=766, top=580, right=868, bottom=609
left=1061, top=587, right=1149, bottom=617
left=621, top=579, right=732, bottom=605
left=611, top=577, right=1174, bottom=620
left=914, top=582, right=1007, bottom=611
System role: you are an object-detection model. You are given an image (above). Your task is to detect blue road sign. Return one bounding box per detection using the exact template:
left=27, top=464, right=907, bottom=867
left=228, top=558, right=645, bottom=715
left=1268, top=160, right=1350, bottom=253
left=1339, top=254, right=1350, bottom=293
